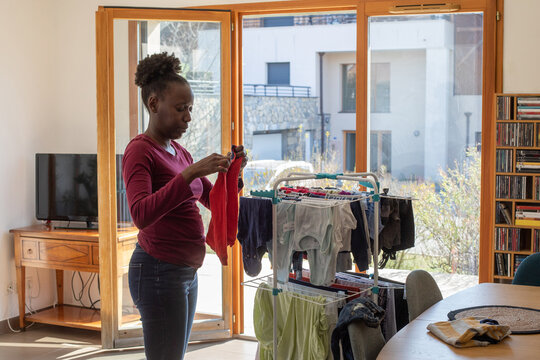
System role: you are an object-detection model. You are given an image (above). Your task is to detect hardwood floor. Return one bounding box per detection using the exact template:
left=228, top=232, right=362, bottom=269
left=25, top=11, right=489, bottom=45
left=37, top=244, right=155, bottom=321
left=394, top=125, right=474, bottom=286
left=0, top=323, right=257, bottom=360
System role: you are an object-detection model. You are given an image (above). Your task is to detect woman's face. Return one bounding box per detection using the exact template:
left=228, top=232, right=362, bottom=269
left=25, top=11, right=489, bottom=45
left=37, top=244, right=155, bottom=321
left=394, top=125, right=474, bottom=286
left=150, top=81, right=193, bottom=140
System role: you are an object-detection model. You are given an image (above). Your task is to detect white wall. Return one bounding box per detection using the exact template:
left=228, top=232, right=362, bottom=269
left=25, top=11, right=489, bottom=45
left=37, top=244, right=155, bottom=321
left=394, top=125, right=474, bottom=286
left=0, top=0, right=59, bottom=323
left=0, top=0, right=281, bottom=324
left=243, top=23, right=356, bottom=95
left=323, top=52, right=356, bottom=170
left=371, top=49, right=427, bottom=180
left=1, top=0, right=539, bottom=323
left=503, top=0, right=540, bottom=93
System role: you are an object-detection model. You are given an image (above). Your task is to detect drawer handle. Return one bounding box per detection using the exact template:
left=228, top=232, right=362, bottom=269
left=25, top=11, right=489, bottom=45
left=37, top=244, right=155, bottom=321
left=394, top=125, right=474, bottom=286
left=27, top=249, right=33, bottom=254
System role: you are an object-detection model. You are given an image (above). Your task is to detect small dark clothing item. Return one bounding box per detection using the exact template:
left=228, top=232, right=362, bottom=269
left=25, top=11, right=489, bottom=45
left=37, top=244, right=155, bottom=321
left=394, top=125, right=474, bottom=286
left=237, top=197, right=273, bottom=277
left=379, top=199, right=415, bottom=269
left=331, top=297, right=386, bottom=360
left=474, top=319, right=502, bottom=344
left=480, top=318, right=500, bottom=325
left=379, top=198, right=401, bottom=250
left=344, top=271, right=410, bottom=333
left=396, top=199, right=415, bottom=251
left=292, top=251, right=304, bottom=278
left=350, top=201, right=370, bottom=271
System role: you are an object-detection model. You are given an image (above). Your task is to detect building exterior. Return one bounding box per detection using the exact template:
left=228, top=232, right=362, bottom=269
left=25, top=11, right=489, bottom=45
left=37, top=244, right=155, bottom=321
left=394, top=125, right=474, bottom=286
left=241, top=13, right=483, bottom=182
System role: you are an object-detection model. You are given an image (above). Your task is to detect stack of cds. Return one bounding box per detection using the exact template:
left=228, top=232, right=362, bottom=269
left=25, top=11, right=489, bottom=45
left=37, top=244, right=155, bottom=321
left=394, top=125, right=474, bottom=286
left=517, top=97, right=540, bottom=120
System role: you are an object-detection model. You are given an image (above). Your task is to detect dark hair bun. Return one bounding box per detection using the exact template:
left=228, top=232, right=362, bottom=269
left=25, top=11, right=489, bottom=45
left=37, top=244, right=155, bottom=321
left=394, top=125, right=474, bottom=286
left=135, top=52, right=182, bottom=88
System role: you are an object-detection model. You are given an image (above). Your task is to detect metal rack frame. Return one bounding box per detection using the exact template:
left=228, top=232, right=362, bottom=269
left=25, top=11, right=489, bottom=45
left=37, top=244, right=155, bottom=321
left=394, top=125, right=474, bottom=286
left=248, top=172, right=381, bottom=360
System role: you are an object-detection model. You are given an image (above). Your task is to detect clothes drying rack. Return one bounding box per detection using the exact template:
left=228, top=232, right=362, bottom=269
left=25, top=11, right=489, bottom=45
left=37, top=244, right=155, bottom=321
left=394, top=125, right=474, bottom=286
left=242, top=172, right=381, bottom=360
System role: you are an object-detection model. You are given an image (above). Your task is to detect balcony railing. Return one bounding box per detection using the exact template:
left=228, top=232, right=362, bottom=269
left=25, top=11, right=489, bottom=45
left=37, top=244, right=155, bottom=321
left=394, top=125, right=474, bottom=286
left=189, top=79, right=220, bottom=95
left=187, top=80, right=312, bottom=98
left=243, top=84, right=311, bottom=97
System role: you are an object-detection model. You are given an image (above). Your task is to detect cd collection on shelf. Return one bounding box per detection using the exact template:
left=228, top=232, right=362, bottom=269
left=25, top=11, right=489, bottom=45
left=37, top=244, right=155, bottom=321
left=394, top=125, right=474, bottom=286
left=495, top=123, right=534, bottom=147
left=494, top=252, right=511, bottom=277
left=534, top=230, right=540, bottom=252
left=495, top=175, right=528, bottom=199
left=494, top=227, right=522, bottom=251
left=496, top=202, right=512, bottom=224
left=515, top=204, right=540, bottom=226
left=513, top=254, right=528, bottom=276
left=496, top=149, right=513, bottom=172
left=493, top=94, right=540, bottom=282
left=517, top=97, right=540, bottom=120
left=497, top=96, right=513, bottom=120
left=516, top=149, right=540, bottom=173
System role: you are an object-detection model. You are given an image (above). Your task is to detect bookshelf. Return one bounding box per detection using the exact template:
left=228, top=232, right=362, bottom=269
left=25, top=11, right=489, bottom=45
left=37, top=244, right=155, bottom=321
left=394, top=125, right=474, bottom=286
left=494, top=94, right=540, bottom=283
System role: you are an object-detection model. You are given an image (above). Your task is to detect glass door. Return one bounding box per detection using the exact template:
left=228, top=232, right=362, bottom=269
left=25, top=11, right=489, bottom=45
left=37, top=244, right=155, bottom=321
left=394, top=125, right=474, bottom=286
left=96, top=7, right=232, bottom=348
left=366, top=10, right=484, bottom=294
left=240, top=10, right=357, bottom=336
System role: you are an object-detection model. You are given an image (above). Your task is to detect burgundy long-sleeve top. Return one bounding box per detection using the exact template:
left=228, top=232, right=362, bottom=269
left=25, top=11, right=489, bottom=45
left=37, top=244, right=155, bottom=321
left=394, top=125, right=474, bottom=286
left=122, top=134, right=212, bottom=269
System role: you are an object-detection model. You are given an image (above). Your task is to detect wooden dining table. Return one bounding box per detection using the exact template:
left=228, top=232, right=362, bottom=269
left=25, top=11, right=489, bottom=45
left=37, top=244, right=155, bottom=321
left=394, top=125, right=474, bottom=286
left=377, top=283, right=540, bottom=359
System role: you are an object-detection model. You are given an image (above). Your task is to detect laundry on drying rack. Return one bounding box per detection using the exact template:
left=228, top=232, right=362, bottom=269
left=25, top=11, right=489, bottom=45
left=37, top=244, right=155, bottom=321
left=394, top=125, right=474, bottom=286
left=253, top=282, right=332, bottom=360
left=238, top=188, right=381, bottom=282
left=237, top=197, right=273, bottom=277
left=377, top=196, right=415, bottom=269
left=243, top=177, right=418, bottom=360
left=245, top=176, right=384, bottom=360
left=350, top=200, right=371, bottom=271
left=238, top=187, right=416, bottom=279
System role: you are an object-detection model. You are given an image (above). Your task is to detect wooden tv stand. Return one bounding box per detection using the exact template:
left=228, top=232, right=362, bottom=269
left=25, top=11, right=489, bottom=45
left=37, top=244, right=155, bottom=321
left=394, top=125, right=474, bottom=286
left=10, top=225, right=138, bottom=331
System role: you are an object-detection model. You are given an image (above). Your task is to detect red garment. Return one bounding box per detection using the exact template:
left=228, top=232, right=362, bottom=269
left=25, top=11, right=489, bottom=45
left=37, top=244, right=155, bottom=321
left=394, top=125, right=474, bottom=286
left=226, top=156, right=243, bottom=246
left=206, top=152, right=243, bottom=265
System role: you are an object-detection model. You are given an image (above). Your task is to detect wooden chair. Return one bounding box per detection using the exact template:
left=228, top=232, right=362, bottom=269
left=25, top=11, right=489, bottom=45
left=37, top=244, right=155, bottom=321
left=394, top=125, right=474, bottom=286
left=405, top=270, right=443, bottom=321
left=348, top=321, right=386, bottom=360
left=512, top=253, right=540, bottom=286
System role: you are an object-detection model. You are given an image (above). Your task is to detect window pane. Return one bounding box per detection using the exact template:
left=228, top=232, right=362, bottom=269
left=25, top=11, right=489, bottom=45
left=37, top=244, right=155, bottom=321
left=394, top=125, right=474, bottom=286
left=342, top=64, right=356, bottom=112
left=370, top=132, right=378, bottom=172
left=371, top=63, right=390, bottom=113
left=113, top=19, right=224, bottom=331
left=368, top=14, right=482, bottom=287
left=382, top=132, right=392, bottom=173
left=263, top=16, right=294, bottom=27
left=267, top=62, right=290, bottom=85
left=242, top=11, right=356, bottom=336
left=453, top=14, right=483, bottom=95
left=345, top=132, right=356, bottom=172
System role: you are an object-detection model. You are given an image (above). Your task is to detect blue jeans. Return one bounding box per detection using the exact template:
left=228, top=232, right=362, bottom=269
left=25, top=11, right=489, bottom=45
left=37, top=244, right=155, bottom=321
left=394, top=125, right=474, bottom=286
left=129, top=243, right=198, bottom=360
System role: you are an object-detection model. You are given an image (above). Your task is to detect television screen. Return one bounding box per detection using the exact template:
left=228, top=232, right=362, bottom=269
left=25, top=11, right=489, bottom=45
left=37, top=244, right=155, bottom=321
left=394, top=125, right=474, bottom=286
left=36, top=154, right=131, bottom=225
left=36, top=154, right=98, bottom=222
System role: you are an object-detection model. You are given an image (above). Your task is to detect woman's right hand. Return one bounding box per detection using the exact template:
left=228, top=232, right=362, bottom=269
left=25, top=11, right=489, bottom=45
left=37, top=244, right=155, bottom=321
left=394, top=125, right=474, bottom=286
left=181, top=153, right=231, bottom=183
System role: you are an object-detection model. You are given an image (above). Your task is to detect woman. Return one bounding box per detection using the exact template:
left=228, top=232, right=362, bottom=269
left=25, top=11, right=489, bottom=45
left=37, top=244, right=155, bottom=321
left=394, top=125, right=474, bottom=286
left=123, top=52, right=246, bottom=360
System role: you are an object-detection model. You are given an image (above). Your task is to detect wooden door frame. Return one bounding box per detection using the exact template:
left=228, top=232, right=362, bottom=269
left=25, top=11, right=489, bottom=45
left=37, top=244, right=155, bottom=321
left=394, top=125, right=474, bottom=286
left=215, top=2, right=360, bottom=336
left=95, top=6, right=232, bottom=348
left=97, top=0, right=502, bottom=344
left=361, top=0, right=497, bottom=284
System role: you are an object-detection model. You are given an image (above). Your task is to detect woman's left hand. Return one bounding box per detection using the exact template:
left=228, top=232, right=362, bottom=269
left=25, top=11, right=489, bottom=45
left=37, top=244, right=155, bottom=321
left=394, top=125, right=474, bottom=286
left=232, top=145, right=248, bottom=169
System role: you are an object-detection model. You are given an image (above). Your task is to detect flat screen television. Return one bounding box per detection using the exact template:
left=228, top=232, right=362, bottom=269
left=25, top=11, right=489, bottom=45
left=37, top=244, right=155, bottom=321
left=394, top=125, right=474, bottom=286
left=35, top=154, right=131, bottom=227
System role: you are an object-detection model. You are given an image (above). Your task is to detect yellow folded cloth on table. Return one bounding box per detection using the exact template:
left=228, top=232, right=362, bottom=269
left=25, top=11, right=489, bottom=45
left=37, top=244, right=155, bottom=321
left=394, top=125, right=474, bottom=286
left=427, top=317, right=511, bottom=348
